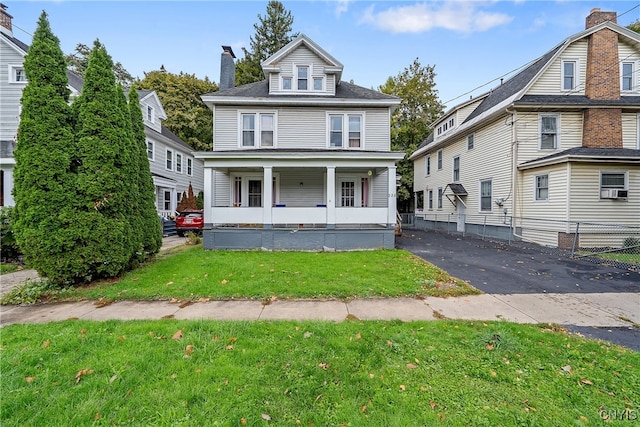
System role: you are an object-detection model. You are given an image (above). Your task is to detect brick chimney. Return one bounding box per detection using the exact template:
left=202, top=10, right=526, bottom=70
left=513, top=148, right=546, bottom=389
left=582, top=8, right=623, bottom=148
left=0, top=3, right=13, bottom=36
left=219, top=45, right=236, bottom=91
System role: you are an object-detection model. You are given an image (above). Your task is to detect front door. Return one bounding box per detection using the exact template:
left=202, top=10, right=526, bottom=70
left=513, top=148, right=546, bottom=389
left=456, top=198, right=465, bottom=233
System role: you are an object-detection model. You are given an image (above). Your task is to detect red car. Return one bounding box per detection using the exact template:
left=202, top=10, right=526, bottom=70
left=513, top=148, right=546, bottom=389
left=175, top=210, right=204, bottom=236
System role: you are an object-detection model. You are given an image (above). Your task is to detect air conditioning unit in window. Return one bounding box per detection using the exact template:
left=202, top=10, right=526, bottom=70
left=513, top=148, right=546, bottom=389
left=600, top=189, right=628, bottom=199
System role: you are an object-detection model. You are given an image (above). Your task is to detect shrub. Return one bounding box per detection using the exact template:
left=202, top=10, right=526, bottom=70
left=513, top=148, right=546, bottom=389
left=0, top=207, right=21, bottom=262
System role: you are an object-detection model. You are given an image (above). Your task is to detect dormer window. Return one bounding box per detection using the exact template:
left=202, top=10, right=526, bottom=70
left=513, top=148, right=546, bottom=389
left=297, top=66, right=308, bottom=90
left=282, top=77, right=292, bottom=90
left=313, top=77, right=323, bottom=91
left=147, top=105, right=154, bottom=122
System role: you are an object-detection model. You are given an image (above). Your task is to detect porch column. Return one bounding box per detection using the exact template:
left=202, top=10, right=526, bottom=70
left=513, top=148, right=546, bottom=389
left=263, top=166, right=273, bottom=228
left=203, top=167, right=212, bottom=225
left=387, top=166, right=397, bottom=226
left=326, top=166, right=336, bottom=228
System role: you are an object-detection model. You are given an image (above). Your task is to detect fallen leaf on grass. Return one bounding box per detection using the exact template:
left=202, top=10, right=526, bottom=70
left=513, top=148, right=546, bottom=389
left=261, top=413, right=271, bottom=421
left=399, top=384, right=406, bottom=391
left=360, top=405, right=367, bottom=413
left=198, top=297, right=210, bottom=303
left=240, top=418, right=247, bottom=425
left=580, top=378, right=593, bottom=385
left=75, top=368, right=94, bottom=384
left=221, top=279, right=228, bottom=285
left=172, top=330, right=183, bottom=340
left=185, top=345, right=194, bottom=356
left=225, top=345, right=234, bottom=350
left=430, top=401, right=437, bottom=409
left=166, top=281, right=174, bottom=286
left=41, top=340, right=50, bottom=349
left=318, top=362, right=329, bottom=370
left=170, top=298, right=179, bottom=303
left=109, top=375, right=118, bottom=384
left=94, top=413, right=100, bottom=421
left=406, top=363, right=417, bottom=369
left=562, top=365, right=572, bottom=373
left=24, top=376, right=35, bottom=383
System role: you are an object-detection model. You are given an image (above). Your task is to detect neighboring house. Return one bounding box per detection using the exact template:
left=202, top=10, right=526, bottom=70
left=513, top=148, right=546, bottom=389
left=137, top=89, right=204, bottom=217
left=196, top=35, right=404, bottom=250
left=410, top=8, right=640, bottom=249
left=0, top=4, right=203, bottom=217
left=0, top=4, right=82, bottom=207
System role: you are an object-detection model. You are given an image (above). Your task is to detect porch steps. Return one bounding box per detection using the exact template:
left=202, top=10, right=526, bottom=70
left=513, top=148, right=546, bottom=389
left=162, top=219, right=177, bottom=237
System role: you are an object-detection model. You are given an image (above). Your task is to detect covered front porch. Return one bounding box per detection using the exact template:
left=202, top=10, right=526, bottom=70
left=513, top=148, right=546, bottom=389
left=195, top=150, right=404, bottom=250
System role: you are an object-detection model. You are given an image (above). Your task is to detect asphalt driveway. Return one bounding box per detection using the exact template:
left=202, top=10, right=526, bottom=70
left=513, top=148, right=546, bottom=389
left=397, top=229, right=640, bottom=294
left=397, top=229, right=640, bottom=350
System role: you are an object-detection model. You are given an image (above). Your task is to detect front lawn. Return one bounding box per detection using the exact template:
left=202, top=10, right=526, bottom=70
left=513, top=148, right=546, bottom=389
left=2, top=319, right=637, bottom=426
left=2, top=247, right=478, bottom=304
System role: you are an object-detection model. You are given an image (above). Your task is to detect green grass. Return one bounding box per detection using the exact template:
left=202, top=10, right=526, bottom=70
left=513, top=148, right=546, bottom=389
left=1, top=319, right=637, bottom=426
left=2, top=247, right=478, bottom=304
left=0, top=263, right=19, bottom=275
left=591, top=252, right=640, bottom=266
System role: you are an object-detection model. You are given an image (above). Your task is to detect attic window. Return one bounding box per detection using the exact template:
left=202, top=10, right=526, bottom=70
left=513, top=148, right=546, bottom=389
left=622, top=62, right=634, bottom=92
left=282, top=77, right=292, bottom=90
left=297, top=66, right=308, bottom=90
left=147, top=105, right=154, bottom=122
left=9, top=65, right=26, bottom=83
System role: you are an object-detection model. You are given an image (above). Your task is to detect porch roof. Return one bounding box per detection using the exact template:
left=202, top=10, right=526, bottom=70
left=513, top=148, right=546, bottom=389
left=194, top=148, right=405, bottom=164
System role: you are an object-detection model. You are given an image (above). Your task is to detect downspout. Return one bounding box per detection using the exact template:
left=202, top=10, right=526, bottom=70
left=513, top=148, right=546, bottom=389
left=506, top=106, right=523, bottom=240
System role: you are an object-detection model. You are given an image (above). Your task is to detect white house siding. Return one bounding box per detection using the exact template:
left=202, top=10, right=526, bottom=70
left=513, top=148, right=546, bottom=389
left=515, top=111, right=583, bottom=163
left=278, top=168, right=325, bottom=207
left=371, top=169, right=388, bottom=208
left=517, top=165, right=570, bottom=247
left=0, top=40, right=24, bottom=142
left=528, top=39, right=588, bottom=95
left=568, top=163, right=640, bottom=248
left=141, top=96, right=164, bottom=134
left=622, top=112, right=639, bottom=149
left=214, top=107, right=391, bottom=151
left=455, top=99, right=484, bottom=125
left=213, top=170, right=230, bottom=207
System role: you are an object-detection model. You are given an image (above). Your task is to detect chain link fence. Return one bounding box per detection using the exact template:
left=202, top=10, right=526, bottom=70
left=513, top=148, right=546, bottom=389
left=412, top=212, right=639, bottom=271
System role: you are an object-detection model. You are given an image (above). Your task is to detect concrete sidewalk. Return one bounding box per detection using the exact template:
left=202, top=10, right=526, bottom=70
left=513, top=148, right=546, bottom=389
left=1, top=292, right=637, bottom=328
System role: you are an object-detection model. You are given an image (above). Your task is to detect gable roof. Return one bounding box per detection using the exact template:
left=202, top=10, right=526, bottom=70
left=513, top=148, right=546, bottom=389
left=261, top=34, right=343, bottom=81
left=411, top=20, right=640, bottom=160
left=137, top=90, right=168, bottom=121
left=0, top=31, right=84, bottom=92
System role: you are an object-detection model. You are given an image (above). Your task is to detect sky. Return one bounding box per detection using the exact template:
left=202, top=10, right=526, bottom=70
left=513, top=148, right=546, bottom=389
left=5, top=1, right=640, bottom=109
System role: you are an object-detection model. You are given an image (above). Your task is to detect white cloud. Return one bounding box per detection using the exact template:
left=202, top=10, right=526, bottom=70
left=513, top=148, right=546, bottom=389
left=335, top=0, right=350, bottom=18
left=360, top=1, right=513, bottom=34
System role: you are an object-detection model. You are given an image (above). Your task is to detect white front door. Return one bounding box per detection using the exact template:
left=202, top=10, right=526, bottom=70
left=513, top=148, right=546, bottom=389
left=456, top=198, right=466, bottom=232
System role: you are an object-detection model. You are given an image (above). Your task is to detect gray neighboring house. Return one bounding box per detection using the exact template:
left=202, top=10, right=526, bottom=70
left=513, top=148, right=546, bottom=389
left=0, top=4, right=203, bottom=216
left=195, top=34, right=404, bottom=250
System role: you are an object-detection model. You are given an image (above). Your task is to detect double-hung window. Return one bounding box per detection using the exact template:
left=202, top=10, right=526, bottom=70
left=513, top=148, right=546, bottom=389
left=166, top=149, right=173, bottom=170
left=147, top=105, right=154, bottom=122
left=453, top=156, right=460, bottom=182
left=535, top=174, right=549, bottom=201
left=480, top=179, right=492, bottom=212
left=437, top=188, right=443, bottom=209
left=187, top=158, right=193, bottom=176
left=428, top=190, right=433, bottom=210
left=240, top=112, right=276, bottom=148
left=328, top=113, right=364, bottom=149
left=297, top=66, right=308, bottom=90
left=562, top=60, right=577, bottom=91
left=467, top=134, right=474, bottom=150
left=416, top=191, right=424, bottom=211
left=437, top=150, right=443, bottom=170
left=146, top=140, right=154, bottom=161
left=540, top=115, right=558, bottom=149
left=622, top=62, right=634, bottom=92
left=425, top=156, right=431, bottom=176
left=176, top=153, right=182, bottom=173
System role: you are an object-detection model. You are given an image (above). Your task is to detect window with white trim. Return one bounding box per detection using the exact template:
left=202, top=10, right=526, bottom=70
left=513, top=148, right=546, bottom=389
left=480, top=179, right=492, bottom=212
left=166, top=149, right=173, bottom=170
left=147, top=105, right=154, bottom=123
left=187, top=158, right=193, bottom=176
left=8, top=65, right=26, bottom=83
left=535, top=174, right=548, bottom=201
left=600, top=172, right=626, bottom=191
left=437, top=187, right=443, bottom=209
left=176, top=153, right=182, bottom=173
left=313, top=77, right=323, bottom=91
left=239, top=112, right=276, bottom=148
left=425, top=156, right=431, bottom=176
left=428, top=189, right=433, bottom=210
left=467, top=134, right=474, bottom=150
left=637, top=114, right=640, bottom=149
left=540, top=115, right=558, bottom=149
left=416, top=191, right=424, bottom=211
left=622, top=62, right=635, bottom=92
left=453, top=156, right=460, bottom=182
left=282, top=76, right=292, bottom=90
left=328, top=113, right=364, bottom=149
left=297, top=66, right=308, bottom=90
left=437, top=149, right=443, bottom=170
left=336, top=176, right=370, bottom=207
left=147, top=140, right=154, bottom=161
left=163, top=191, right=171, bottom=211
left=562, top=60, right=577, bottom=91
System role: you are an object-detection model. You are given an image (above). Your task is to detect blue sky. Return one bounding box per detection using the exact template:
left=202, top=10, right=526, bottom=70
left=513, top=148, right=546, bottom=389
left=6, top=1, right=640, bottom=108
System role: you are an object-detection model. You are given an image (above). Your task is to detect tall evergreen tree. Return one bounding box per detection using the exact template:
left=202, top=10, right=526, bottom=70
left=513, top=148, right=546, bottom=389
left=235, top=0, right=299, bottom=85
left=12, top=12, right=76, bottom=283
left=66, top=42, right=134, bottom=87
left=128, top=89, right=163, bottom=254
left=70, top=41, right=134, bottom=282
left=380, top=59, right=445, bottom=212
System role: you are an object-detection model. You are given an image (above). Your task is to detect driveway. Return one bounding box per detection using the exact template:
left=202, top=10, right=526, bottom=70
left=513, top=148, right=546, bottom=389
left=397, top=229, right=640, bottom=350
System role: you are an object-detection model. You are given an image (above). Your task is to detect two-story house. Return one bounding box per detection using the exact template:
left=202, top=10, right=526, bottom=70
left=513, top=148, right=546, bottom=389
left=137, top=90, right=204, bottom=218
left=195, top=35, right=404, bottom=250
left=410, top=8, right=640, bottom=250
left=0, top=4, right=203, bottom=218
